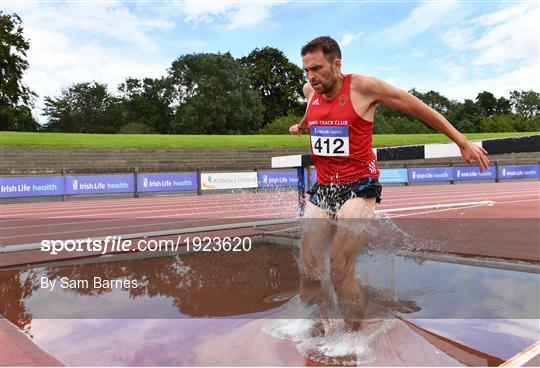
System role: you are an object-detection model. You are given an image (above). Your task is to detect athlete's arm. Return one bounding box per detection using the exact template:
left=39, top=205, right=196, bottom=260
left=289, top=83, right=314, bottom=135
left=359, top=76, right=489, bottom=171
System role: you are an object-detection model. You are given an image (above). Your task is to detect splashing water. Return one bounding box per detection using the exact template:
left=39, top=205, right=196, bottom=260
left=263, top=213, right=425, bottom=365
left=262, top=296, right=395, bottom=366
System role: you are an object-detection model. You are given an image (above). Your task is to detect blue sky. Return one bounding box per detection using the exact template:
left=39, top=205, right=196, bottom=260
left=3, top=0, right=539, bottom=123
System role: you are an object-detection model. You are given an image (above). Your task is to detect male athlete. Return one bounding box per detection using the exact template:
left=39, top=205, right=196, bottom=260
left=289, top=36, right=489, bottom=330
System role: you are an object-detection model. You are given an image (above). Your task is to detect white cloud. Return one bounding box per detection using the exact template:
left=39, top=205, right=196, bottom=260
left=471, top=3, right=538, bottom=66
left=2, top=1, right=173, bottom=124
left=433, top=59, right=467, bottom=81
left=442, top=27, right=474, bottom=50
left=226, top=3, right=273, bottom=29
left=181, top=1, right=239, bottom=23
left=441, top=2, right=539, bottom=66
left=437, top=62, right=539, bottom=100
left=472, top=2, right=533, bottom=26
left=179, top=0, right=283, bottom=29
left=340, top=31, right=363, bottom=47
left=26, top=38, right=168, bottom=124
left=15, top=1, right=174, bottom=51
left=430, top=2, right=540, bottom=100
left=382, top=0, right=459, bottom=42
left=3, top=0, right=286, bottom=125
left=409, top=50, right=425, bottom=58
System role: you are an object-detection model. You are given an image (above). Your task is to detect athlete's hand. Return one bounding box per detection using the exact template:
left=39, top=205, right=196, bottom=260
left=459, top=141, right=489, bottom=172
left=289, top=124, right=303, bottom=136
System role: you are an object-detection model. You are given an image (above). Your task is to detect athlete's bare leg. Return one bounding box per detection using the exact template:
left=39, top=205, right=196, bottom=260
left=299, top=202, right=333, bottom=307
left=331, top=197, right=377, bottom=330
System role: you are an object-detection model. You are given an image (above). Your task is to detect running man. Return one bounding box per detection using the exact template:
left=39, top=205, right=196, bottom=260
left=289, top=36, right=489, bottom=330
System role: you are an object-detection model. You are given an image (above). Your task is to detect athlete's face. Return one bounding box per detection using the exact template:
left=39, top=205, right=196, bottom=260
left=302, top=50, right=341, bottom=94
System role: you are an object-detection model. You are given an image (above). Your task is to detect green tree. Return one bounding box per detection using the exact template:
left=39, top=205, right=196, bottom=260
left=374, top=103, right=408, bottom=120
left=239, top=47, right=305, bottom=126
left=410, top=89, right=452, bottom=115
left=374, top=90, right=436, bottom=133
left=259, top=111, right=302, bottom=134
left=479, top=114, right=539, bottom=132
left=0, top=12, right=38, bottom=131
left=373, top=111, right=396, bottom=134
left=0, top=105, right=39, bottom=131
left=43, top=82, right=122, bottom=133
left=117, top=122, right=156, bottom=134
left=524, top=116, right=540, bottom=131
left=495, top=96, right=512, bottom=115
left=446, top=99, right=484, bottom=132
left=386, top=116, right=431, bottom=134
left=510, top=90, right=540, bottom=118
left=480, top=114, right=514, bottom=132
left=168, top=53, right=264, bottom=134
left=475, top=91, right=498, bottom=117
left=117, top=77, right=174, bottom=133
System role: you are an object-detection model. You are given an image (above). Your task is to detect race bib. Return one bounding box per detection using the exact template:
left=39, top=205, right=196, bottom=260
left=310, top=126, right=350, bottom=157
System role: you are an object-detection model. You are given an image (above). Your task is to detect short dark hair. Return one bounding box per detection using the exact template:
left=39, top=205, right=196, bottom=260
left=301, top=36, right=341, bottom=62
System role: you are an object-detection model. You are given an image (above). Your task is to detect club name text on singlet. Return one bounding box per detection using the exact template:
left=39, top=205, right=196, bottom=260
left=305, top=74, right=379, bottom=185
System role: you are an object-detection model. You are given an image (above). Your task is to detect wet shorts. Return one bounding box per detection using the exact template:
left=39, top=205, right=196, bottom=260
left=307, top=177, right=382, bottom=216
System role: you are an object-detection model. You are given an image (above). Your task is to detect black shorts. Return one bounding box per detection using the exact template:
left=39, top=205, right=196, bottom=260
left=307, top=177, right=382, bottom=216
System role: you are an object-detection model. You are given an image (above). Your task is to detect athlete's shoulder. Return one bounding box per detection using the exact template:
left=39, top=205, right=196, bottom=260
left=350, top=73, right=383, bottom=95
left=303, top=82, right=314, bottom=99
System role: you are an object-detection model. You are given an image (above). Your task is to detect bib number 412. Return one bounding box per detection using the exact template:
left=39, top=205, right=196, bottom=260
left=310, top=125, right=350, bottom=157
left=312, top=137, right=349, bottom=156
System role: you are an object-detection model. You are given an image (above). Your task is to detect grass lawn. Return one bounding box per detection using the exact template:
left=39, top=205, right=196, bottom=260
left=0, top=131, right=537, bottom=149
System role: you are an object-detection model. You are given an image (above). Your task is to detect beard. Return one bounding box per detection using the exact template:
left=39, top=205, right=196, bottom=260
left=313, top=71, right=338, bottom=94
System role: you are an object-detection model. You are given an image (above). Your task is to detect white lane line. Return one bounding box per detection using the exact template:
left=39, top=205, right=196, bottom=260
left=377, top=192, right=537, bottom=206
left=2, top=207, right=297, bottom=231
left=377, top=201, right=494, bottom=214
left=490, top=198, right=540, bottom=205
left=386, top=198, right=539, bottom=218
left=1, top=201, right=495, bottom=250
left=6, top=196, right=534, bottom=233
left=3, top=191, right=532, bottom=225
left=3, top=217, right=200, bottom=230
left=1, top=193, right=525, bottom=222
left=0, top=202, right=299, bottom=221
left=388, top=203, right=496, bottom=218
left=2, top=181, right=537, bottom=216
left=0, top=210, right=298, bottom=240
left=2, top=185, right=536, bottom=227
left=0, top=195, right=297, bottom=216
left=2, top=183, right=537, bottom=215
left=2, top=183, right=537, bottom=217
left=0, top=191, right=294, bottom=210
left=10, top=200, right=503, bottom=238
left=2, top=189, right=534, bottom=219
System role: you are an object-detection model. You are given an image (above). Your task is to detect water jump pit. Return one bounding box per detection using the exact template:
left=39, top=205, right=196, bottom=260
left=1, top=182, right=539, bottom=366
left=1, top=232, right=539, bottom=365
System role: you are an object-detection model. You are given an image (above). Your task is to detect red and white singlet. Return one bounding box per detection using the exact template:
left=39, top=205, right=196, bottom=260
left=305, top=74, right=379, bottom=185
